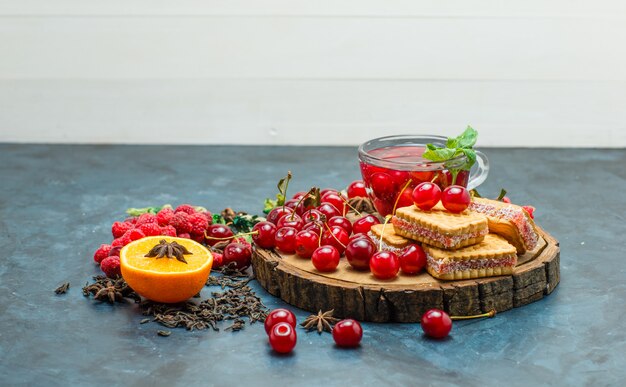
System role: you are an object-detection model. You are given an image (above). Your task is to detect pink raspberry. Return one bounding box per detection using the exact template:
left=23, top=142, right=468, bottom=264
left=188, top=213, right=209, bottom=236
left=112, top=221, right=133, bottom=239
left=175, top=204, right=196, bottom=215
left=156, top=208, right=175, bottom=226
left=138, top=222, right=161, bottom=237
left=136, top=213, right=157, bottom=226
left=124, top=228, right=146, bottom=242
left=100, top=256, right=121, bottom=278
left=170, top=212, right=191, bottom=234
left=160, top=225, right=177, bottom=237
left=178, top=233, right=191, bottom=239
left=93, top=244, right=112, bottom=264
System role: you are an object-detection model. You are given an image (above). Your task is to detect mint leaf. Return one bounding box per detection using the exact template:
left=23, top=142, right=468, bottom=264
left=460, top=148, right=476, bottom=170
left=126, top=204, right=169, bottom=217
left=496, top=189, right=508, bottom=201
left=456, top=126, right=478, bottom=149
left=426, top=143, right=438, bottom=151
left=423, top=148, right=458, bottom=162
left=263, top=198, right=276, bottom=214
left=446, top=137, right=458, bottom=149
left=212, top=214, right=226, bottom=225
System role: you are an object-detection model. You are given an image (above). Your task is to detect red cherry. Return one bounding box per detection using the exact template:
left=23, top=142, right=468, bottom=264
left=438, top=170, right=470, bottom=188
left=441, top=185, right=471, bottom=213
left=399, top=244, right=427, bottom=274
left=369, top=251, right=400, bottom=279
left=388, top=170, right=410, bottom=188
left=421, top=309, right=452, bottom=339
left=267, top=206, right=294, bottom=225
left=320, top=188, right=339, bottom=196
left=321, top=192, right=347, bottom=216
left=302, top=221, right=323, bottom=236
left=396, top=185, right=414, bottom=209
left=223, top=242, right=252, bottom=270
left=302, top=209, right=324, bottom=224
left=295, top=230, right=319, bottom=259
left=332, top=319, right=363, bottom=348
left=276, top=214, right=304, bottom=231
left=409, top=170, right=435, bottom=183
left=412, top=182, right=441, bottom=211
left=349, top=233, right=371, bottom=241
left=269, top=322, right=297, bottom=354
left=370, top=172, right=396, bottom=199
left=252, top=221, right=277, bottom=249
left=292, top=191, right=308, bottom=201
left=274, top=227, right=298, bottom=254
left=327, top=216, right=352, bottom=235
left=317, top=203, right=341, bottom=220
left=264, top=308, right=297, bottom=335
left=321, top=226, right=350, bottom=255
left=347, top=180, right=367, bottom=198
left=212, top=251, right=223, bottom=268
left=311, top=245, right=340, bottom=272
left=345, top=237, right=376, bottom=270
left=283, top=198, right=300, bottom=211
left=352, top=215, right=381, bottom=235
left=205, top=224, right=235, bottom=246
left=372, top=198, right=394, bottom=217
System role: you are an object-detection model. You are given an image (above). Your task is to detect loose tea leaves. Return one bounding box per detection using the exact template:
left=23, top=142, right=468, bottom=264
left=54, top=282, right=70, bottom=295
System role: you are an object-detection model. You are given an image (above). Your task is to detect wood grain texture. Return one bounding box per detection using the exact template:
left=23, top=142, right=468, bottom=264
left=252, top=227, right=559, bottom=322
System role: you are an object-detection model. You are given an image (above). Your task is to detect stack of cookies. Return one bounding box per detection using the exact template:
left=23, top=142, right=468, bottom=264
left=386, top=199, right=539, bottom=280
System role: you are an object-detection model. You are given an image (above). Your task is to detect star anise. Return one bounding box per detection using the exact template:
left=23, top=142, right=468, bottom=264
left=347, top=196, right=376, bottom=214
left=144, top=239, right=192, bottom=264
left=83, top=276, right=140, bottom=303
left=301, top=309, right=340, bottom=334
left=93, top=280, right=125, bottom=303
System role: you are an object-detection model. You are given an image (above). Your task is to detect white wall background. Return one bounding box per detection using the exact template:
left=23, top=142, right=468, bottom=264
left=1, top=1, right=625, bottom=147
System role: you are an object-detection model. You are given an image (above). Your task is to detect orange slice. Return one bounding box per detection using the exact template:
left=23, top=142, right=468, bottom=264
left=120, top=236, right=213, bottom=303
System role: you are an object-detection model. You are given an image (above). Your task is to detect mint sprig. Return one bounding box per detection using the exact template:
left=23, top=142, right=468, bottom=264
left=423, top=126, right=478, bottom=184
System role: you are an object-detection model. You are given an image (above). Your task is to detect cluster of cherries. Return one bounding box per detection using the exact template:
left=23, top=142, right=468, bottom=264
left=251, top=181, right=428, bottom=279
left=264, top=308, right=363, bottom=353
left=412, top=182, right=471, bottom=213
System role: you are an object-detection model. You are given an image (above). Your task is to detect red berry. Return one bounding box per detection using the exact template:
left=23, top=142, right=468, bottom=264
left=223, top=242, right=252, bottom=270
left=93, top=244, right=112, bottom=264
left=345, top=237, right=376, bottom=270
left=347, top=180, right=367, bottom=198
left=274, top=227, right=298, bottom=254
left=205, top=224, right=234, bottom=246
left=321, top=226, right=349, bottom=255
left=177, top=232, right=191, bottom=239
left=320, top=188, right=339, bottom=196
left=175, top=204, right=196, bottom=215
left=441, top=185, right=471, bottom=213
left=328, top=216, right=352, bottom=236
left=267, top=207, right=294, bottom=225
left=100, top=256, right=121, bottom=278
left=276, top=214, right=304, bottom=231
left=302, top=209, right=325, bottom=224
left=370, top=172, right=396, bottom=199
left=283, top=198, right=302, bottom=213
left=522, top=205, right=535, bottom=219
left=138, top=222, right=162, bottom=237
left=321, top=192, right=347, bottom=216
left=108, top=245, right=122, bottom=257
left=502, top=196, right=511, bottom=204
left=295, top=230, right=320, bottom=259
left=350, top=233, right=371, bottom=241
left=111, top=238, right=125, bottom=248
left=311, top=245, right=340, bottom=272
left=169, top=212, right=192, bottom=234
left=399, top=244, right=427, bottom=274
left=124, top=217, right=137, bottom=225
left=232, top=236, right=251, bottom=247
left=156, top=208, right=175, bottom=226
left=160, top=225, right=177, bottom=237
left=369, top=251, right=400, bottom=279
left=269, top=322, right=297, bottom=354
left=302, top=221, right=323, bottom=236
left=332, top=319, right=363, bottom=348
left=111, top=221, right=133, bottom=239
left=191, top=233, right=205, bottom=243
left=317, top=203, right=341, bottom=220
left=125, top=228, right=146, bottom=242
left=211, top=252, right=224, bottom=269
left=252, top=221, right=277, bottom=249
left=352, top=215, right=381, bottom=235
left=135, top=213, right=157, bottom=226
left=396, top=185, right=414, bottom=209
left=292, top=191, right=308, bottom=201
left=264, top=308, right=297, bottom=335
left=188, top=212, right=209, bottom=236
left=202, top=211, right=213, bottom=224
left=412, top=182, right=441, bottom=211
left=421, top=309, right=452, bottom=339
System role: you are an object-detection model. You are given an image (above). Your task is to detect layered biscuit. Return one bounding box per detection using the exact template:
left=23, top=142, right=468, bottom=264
left=468, top=197, right=538, bottom=254
left=392, top=204, right=488, bottom=250
left=423, top=234, right=517, bottom=280
left=368, top=223, right=412, bottom=254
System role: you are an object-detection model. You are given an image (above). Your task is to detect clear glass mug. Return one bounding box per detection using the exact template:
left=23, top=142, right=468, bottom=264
left=358, top=135, right=489, bottom=216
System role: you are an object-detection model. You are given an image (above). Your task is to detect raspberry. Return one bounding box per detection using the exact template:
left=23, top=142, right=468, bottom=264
left=202, top=211, right=213, bottom=224
left=124, top=217, right=138, bottom=225
left=109, top=246, right=122, bottom=257
left=120, top=234, right=132, bottom=246
left=124, top=228, right=146, bottom=242
left=191, top=233, right=205, bottom=244
left=175, top=204, right=196, bottom=215
left=138, top=222, right=161, bottom=237
left=160, top=225, right=177, bottom=237
left=156, top=208, right=175, bottom=226
left=100, top=256, right=121, bottom=278
left=178, top=233, right=191, bottom=239
left=111, top=238, right=125, bottom=247
left=112, top=221, right=133, bottom=239
left=93, top=244, right=112, bottom=264
left=188, top=213, right=209, bottom=236
left=136, top=213, right=157, bottom=226
left=170, top=212, right=191, bottom=234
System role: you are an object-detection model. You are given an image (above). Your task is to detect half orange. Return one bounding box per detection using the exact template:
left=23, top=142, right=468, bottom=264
left=120, top=236, right=213, bottom=303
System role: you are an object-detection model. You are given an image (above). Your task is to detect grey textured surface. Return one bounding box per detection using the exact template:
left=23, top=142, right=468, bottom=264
left=0, top=144, right=624, bottom=387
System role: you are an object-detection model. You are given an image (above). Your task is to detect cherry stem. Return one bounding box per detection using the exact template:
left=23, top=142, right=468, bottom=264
left=450, top=309, right=496, bottom=320
left=281, top=171, right=293, bottom=210
left=204, top=230, right=258, bottom=241
left=391, top=179, right=413, bottom=216
left=339, top=194, right=361, bottom=216
left=378, top=215, right=392, bottom=252
left=289, top=186, right=317, bottom=221
left=323, top=222, right=346, bottom=249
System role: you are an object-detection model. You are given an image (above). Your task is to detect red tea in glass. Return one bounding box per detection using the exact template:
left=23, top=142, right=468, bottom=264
left=358, top=135, right=489, bottom=216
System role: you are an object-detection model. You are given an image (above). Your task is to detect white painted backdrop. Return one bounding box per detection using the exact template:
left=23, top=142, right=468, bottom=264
left=1, top=1, right=625, bottom=147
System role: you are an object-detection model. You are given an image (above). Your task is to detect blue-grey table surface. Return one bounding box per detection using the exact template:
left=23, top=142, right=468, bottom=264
left=0, top=144, right=624, bottom=387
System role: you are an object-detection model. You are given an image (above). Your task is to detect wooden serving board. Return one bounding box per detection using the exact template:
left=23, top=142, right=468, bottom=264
left=252, top=227, right=560, bottom=322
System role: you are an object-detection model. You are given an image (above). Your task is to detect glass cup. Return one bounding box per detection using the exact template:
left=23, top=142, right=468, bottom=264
left=358, top=135, right=489, bottom=216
